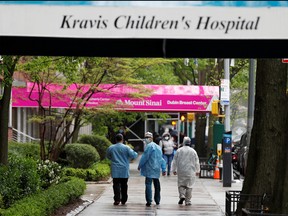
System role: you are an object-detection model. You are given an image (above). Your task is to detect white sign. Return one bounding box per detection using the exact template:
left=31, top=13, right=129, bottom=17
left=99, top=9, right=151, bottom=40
left=1, top=5, right=288, bottom=39
left=220, top=79, right=230, bottom=105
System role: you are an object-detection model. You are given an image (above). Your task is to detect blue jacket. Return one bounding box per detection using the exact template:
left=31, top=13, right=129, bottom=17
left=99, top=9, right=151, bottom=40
left=106, top=143, right=138, bottom=178
left=138, top=141, right=166, bottom=178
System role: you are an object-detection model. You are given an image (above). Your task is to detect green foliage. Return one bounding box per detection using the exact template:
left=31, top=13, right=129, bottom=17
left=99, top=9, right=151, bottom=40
left=8, top=142, right=40, bottom=160
left=90, top=162, right=111, bottom=180
left=64, top=143, right=100, bottom=168
left=62, top=161, right=110, bottom=181
left=19, top=57, right=165, bottom=162
left=130, top=58, right=180, bottom=84
left=78, top=134, right=111, bottom=160
left=63, top=167, right=88, bottom=180
left=0, top=177, right=86, bottom=216
left=0, top=156, right=40, bottom=208
left=91, top=112, right=141, bottom=137
left=37, top=160, right=62, bottom=189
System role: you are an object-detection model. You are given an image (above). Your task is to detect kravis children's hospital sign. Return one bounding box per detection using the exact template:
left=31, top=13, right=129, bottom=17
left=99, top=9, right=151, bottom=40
left=1, top=1, right=288, bottom=39
left=12, top=83, right=219, bottom=112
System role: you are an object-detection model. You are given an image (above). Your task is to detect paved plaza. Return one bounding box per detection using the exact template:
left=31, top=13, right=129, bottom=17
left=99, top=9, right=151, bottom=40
left=78, top=155, right=243, bottom=216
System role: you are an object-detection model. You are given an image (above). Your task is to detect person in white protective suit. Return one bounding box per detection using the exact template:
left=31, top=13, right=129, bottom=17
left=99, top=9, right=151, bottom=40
left=171, top=136, right=200, bottom=206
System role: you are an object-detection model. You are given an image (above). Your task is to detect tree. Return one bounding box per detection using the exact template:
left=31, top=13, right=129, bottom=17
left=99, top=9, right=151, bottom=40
left=171, top=58, right=249, bottom=156
left=89, top=58, right=180, bottom=142
left=20, top=57, right=174, bottom=161
left=0, top=55, right=20, bottom=165
left=240, top=59, right=288, bottom=214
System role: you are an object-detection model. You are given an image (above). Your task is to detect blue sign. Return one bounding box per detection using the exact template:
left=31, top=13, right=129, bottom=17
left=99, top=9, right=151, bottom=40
left=223, top=133, right=232, bottom=145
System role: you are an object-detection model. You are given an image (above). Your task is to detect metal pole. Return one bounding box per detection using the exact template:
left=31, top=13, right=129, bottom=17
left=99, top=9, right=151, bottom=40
left=224, top=59, right=230, bottom=132
left=223, top=59, right=234, bottom=186
left=247, top=59, right=256, bottom=146
left=9, top=97, right=12, bottom=128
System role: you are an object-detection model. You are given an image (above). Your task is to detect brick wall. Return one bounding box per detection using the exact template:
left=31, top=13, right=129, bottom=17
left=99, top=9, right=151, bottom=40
left=8, top=127, right=13, bottom=141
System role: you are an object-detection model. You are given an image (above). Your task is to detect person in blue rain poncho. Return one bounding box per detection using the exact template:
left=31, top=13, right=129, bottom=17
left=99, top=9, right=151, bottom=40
left=106, top=133, right=138, bottom=206
left=138, top=132, right=166, bottom=207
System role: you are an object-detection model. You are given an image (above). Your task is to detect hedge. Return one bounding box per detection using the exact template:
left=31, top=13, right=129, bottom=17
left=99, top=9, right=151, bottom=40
left=65, top=143, right=100, bottom=168
left=0, top=156, right=40, bottom=208
left=0, top=177, right=86, bottom=216
left=78, top=134, right=111, bottom=160
left=7, top=142, right=40, bottom=160
left=63, top=162, right=110, bottom=181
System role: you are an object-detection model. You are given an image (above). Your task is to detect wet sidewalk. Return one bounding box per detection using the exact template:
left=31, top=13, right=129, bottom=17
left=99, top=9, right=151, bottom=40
left=78, top=155, right=243, bottom=216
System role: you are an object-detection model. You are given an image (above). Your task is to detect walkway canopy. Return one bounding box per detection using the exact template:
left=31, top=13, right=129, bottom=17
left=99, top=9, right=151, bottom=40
left=12, top=83, right=219, bottom=112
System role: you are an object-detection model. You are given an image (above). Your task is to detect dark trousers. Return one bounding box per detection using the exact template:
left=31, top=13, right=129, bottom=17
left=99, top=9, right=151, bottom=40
left=113, top=178, right=128, bottom=203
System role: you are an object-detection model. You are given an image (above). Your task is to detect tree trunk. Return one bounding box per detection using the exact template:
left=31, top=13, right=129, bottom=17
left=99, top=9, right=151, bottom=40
left=195, top=113, right=207, bottom=157
left=0, top=56, right=18, bottom=165
left=241, top=59, right=288, bottom=213
left=71, top=124, right=80, bottom=143
left=39, top=108, right=46, bottom=160
left=0, top=85, right=12, bottom=165
left=195, top=62, right=207, bottom=157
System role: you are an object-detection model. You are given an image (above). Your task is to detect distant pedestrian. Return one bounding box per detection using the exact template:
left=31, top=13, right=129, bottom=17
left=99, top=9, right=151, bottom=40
left=138, top=132, right=166, bottom=207
left=106, top=133, right=138, bottom=205
left=159, top=129, right=176, bottom=176
left=153, top=132, right=161, bottom=145
left=171, top=137, right=200, bottom=206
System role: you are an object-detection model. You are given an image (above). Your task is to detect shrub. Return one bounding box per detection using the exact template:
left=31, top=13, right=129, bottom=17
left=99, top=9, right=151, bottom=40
left=78, top=134, right=112, bottom=160
left=0, top=177, right=86, bottom=216
left=91, top=162, right=111, bottom=180
left=63, top=161, right=110, bottom=181
left=0, top=156, right=40, bottom=208
left=65, top=143, right=100, bottom=169
left=37, top=160, right=62, bottom=189
left=8, top=142, right=40, bottom=160
left=62, top=168, right=88, bottom=180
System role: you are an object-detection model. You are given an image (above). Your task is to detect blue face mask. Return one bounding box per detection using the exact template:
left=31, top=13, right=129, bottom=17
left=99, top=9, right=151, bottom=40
left=144, top=138, right=150, bottom=144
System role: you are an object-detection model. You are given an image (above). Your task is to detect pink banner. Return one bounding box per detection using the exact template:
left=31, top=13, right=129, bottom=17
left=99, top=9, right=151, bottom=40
left=12, top=83, right=219, bottom=112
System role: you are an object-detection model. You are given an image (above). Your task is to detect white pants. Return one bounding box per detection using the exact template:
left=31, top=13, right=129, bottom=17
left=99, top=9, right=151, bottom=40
left=178, top=186, right=192, bottom=203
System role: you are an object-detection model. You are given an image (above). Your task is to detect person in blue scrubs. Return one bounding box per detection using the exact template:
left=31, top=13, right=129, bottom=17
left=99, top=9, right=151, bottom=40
left=106, top=133, right=138, bottom=205
left=138, top=132, right=166, bottom=207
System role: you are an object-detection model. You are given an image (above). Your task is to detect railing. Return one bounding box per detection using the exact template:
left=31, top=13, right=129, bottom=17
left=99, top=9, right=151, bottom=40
left=12, top=128, right=40, bottom=143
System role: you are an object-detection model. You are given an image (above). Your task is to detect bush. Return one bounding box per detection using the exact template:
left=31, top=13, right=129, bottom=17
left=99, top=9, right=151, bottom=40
left=63, top=161, right=110, bottom=181
left=0, top=177, right=86, bottom=216
left=63, top=168, right=88, bottom=180
left=37, top=160, right=62, bottom=189
left=65, top=143, right=100, bottom=169
left=8, top=142, right=40, bottom=160
left=0, top=156, right=40, bottom=208
left=78, top=134, right=112, bottom=160
left=90, top=163, right=111, bottom=180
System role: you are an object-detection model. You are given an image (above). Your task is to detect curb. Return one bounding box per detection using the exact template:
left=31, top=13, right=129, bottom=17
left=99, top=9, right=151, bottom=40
left=67, top=199, right=94, bottom=216
left=67, top=179, right=112, bottom=216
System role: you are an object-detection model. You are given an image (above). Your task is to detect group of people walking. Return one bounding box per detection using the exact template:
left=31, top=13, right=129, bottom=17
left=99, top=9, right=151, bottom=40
left=106, top=130, right=200, bottom=207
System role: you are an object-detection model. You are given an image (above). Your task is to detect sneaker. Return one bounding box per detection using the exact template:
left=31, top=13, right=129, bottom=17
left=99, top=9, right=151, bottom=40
left=121, top=202, right=126, bottom=205
left=113, top=201, right=120, bottom=205
left=178, top=198, right=185, bottom=205
left=146, top=203, right=151, bottom=207
left=185, top=202, right=192, bottom=206
left=156, top=203, right=160, bottom=205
